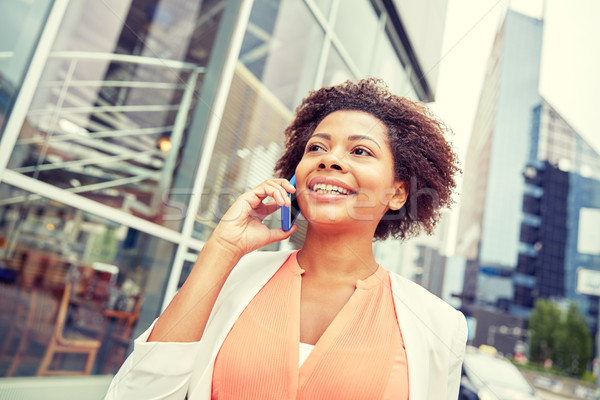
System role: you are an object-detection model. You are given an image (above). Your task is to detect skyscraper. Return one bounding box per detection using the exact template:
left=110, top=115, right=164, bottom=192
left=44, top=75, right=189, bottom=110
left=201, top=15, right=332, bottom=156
left=457, top=9, right=600, bottom=350
left=457, top=10, right=544, bottom=310
left=515, top=100, right=600, bottom=323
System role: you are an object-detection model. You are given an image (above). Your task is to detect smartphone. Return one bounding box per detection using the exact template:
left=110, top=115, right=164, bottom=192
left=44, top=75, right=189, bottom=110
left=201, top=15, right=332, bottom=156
left=281, top=175, right=301, bottom=231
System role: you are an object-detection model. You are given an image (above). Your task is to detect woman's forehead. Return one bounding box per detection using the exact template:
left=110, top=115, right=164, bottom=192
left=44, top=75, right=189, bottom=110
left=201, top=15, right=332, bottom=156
left=311, top=110, right=389, bottom=142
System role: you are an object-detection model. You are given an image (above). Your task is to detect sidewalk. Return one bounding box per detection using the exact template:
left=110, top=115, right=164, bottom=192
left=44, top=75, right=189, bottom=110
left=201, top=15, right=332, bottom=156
left=0, top=375, right=113, bottom=400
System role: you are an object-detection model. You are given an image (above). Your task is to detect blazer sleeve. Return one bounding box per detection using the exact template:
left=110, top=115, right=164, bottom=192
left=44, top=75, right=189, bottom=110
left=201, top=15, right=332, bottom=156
left=104, top=250, right=292, bottom=399
left=104, top=320, right=203, bottom=400
left=446, top=310, right=468, bottom=400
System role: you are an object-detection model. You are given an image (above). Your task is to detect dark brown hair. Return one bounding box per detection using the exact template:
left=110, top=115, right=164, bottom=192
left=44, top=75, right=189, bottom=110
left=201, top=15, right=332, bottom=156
left=274, top=78, right=460, bottom=240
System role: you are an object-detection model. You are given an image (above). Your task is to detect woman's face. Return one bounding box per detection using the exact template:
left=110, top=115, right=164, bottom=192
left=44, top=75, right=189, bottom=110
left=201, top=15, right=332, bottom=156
left=294, top=110, right=406, bottom=233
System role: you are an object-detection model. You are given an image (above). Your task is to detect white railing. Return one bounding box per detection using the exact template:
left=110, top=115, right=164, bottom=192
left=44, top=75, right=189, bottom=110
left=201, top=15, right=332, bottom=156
left=11, top=51, right=204, bottom=218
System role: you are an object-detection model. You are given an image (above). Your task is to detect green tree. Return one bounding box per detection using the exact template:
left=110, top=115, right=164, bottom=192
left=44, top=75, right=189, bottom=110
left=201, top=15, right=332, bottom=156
left=552, top=302, right=592, bottom=376
left=529, top=299, right=561, bottom=363
left=529, top=300, right=593, bottom=377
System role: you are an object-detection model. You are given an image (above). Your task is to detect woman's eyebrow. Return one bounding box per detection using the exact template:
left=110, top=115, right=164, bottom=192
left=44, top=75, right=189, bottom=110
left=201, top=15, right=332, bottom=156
left=348, top=135, right=382, bottom=149
left=311, top=132, right=381, bottom=149
left=310, top=132, right=331, bottom=140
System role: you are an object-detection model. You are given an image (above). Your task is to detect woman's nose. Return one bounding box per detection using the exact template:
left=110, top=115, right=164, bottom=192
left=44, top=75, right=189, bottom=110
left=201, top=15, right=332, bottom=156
left=318, top=151, right=347, bottom=171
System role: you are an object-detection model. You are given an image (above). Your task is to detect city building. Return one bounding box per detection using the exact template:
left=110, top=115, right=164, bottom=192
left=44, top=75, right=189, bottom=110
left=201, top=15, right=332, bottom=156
left=0, top=0, right=449, bottom=389
left=515, top=99, right=600, bottom=325
left=456, top=9, right=544, bottom=310
left=456, top=8, right=600, bottom=353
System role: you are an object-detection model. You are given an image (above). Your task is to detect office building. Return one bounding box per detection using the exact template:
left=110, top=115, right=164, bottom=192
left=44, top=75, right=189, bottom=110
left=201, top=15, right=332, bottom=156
left=515, top=99, right=600, bottom=323
left=456, top=10, right=544, bottom=309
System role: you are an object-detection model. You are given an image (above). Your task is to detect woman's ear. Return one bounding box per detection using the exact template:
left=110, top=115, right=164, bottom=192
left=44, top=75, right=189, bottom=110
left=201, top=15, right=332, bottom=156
left=389, top=181, right=408, bottom=211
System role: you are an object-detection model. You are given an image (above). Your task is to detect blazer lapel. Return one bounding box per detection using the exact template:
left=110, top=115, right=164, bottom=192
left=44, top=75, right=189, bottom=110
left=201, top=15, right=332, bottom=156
left=390, top=274, right=430, bottom=400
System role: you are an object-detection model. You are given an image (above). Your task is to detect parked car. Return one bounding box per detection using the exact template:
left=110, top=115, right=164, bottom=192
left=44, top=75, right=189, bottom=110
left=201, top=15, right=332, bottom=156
left=459, top=348, right=540, bottom=400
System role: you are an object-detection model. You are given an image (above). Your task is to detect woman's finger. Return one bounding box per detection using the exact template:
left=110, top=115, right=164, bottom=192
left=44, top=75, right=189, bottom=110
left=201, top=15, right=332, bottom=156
left=275, top=180, right=296, bottom=206
left=263, top=180, right=291, bottom=204
left=246, top=180, right=292, bottom=208
left=251, top=201, right=280, bottom=221
left=281, top=178, right=296, bottom=194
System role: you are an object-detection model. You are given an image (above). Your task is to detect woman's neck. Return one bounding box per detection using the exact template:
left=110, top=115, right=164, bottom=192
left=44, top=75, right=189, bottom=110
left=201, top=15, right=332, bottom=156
left=297, top=225, right=378, bottom=283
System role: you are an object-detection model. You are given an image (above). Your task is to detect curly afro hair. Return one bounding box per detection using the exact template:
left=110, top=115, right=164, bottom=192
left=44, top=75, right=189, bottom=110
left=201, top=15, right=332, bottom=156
left=274, top=78, right=460, bottom=241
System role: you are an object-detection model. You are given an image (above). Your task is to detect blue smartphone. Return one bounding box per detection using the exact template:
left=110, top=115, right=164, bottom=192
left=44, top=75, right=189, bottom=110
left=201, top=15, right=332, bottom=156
left=281, top=175, right=301, bottom=231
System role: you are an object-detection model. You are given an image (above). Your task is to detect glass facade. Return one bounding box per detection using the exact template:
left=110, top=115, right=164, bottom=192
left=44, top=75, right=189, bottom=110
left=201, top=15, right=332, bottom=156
left=6, top=0, right=225, bottom=230
left=0, top=0, right=444, bottom=383
left=0, top=0, right=226, bottom=379
left=479, top=11, right=543, bottom=270
left=513, top=100, right=600, bottom=329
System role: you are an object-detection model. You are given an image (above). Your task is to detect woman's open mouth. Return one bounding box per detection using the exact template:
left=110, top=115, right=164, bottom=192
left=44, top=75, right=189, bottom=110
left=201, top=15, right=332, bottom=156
left=307, top=177, right=357, bottom=198
left=310, top=183, right=353, bottom=195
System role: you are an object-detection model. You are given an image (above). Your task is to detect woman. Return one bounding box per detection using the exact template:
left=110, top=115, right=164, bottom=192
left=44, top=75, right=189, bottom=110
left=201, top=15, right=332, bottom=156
left=106, top=79, right=467, bottom=399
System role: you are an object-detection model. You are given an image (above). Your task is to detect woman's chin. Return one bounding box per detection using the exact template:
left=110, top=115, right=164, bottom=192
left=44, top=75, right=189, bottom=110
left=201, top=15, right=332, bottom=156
left=304, top=214, right=380, bottom=234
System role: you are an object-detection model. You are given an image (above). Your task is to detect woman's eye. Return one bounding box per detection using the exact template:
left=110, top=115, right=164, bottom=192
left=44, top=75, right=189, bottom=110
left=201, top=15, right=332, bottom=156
left=307, top=144, right=325, bottom=152
left=352, top=147, right=372, bottom=156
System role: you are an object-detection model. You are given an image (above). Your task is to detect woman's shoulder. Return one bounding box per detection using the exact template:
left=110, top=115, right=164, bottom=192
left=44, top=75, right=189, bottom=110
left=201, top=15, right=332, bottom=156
left=223, top=249, right=295, bottom=286
left=387, top=271, right=453, bottom=310
left=235, top=249, right=295, bottom=270
left=387, top=270, right=467, bottom=341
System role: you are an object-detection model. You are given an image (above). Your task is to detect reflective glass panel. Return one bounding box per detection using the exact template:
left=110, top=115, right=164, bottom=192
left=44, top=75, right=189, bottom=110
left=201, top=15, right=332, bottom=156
left=6, top=0, right=225, bottom=231
left=322, top=46, right=354, bottom=87
left=0, top=0, right=53, bottom=133
left=238, top=0, right=324, bottom=110
left=0, top=182, right=176, bottom=376
left=333, top=0, right=379, bottom=74
left=371, top=30, right=413, bottom=98
left=311, top=0, right=333, bottom=19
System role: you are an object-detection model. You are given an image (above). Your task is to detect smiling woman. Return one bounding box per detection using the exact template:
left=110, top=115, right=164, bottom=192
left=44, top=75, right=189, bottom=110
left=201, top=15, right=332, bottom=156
left=276, top=79, right=460, bottom=240
left=293, top=110, right=405, bottom=234
left=105, top=79, right=467, bottom=400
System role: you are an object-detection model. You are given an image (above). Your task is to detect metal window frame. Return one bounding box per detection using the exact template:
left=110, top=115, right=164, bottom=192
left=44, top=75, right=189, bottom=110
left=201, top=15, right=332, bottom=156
left=0, top=0, right=71, bottom=178
left=160, top=0, right=256, bottom=309
left=1, top=169, right=205, bottom=250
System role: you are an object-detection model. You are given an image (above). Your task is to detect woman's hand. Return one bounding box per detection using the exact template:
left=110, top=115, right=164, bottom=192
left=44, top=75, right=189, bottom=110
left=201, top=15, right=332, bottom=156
left=147, top=179, right=296, bottom=344
left=209, top=179, right=298, bottom=259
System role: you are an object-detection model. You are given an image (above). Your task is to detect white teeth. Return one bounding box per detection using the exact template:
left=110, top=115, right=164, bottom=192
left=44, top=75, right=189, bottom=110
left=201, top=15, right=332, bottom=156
left=311, top=183, right=350, bottom=195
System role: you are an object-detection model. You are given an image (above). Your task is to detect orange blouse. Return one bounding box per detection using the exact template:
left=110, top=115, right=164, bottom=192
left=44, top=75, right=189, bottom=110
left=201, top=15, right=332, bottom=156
left=211, top=252, right=409, bottom=399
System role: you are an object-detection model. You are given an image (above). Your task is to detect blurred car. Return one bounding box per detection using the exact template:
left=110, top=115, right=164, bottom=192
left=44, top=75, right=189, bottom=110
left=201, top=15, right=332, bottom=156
left=459, top=348, right=541, bottom=400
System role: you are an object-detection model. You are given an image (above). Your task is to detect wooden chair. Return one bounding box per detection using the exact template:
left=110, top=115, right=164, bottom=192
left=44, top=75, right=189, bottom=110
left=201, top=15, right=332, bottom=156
left=102, top=293, right=144, bottom=374
left=3, top=287, right=58, bottom=376
left=0, top=280, right=21, bottom=340
left=36, top=282, right=102, bottom=376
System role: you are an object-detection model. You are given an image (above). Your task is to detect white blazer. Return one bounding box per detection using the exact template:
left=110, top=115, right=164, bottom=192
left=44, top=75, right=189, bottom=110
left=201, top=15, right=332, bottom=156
left=106, top=250, right=467, bottom=400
